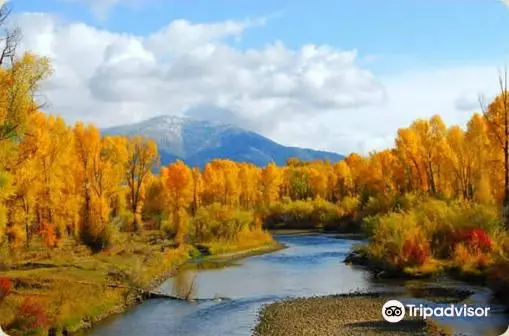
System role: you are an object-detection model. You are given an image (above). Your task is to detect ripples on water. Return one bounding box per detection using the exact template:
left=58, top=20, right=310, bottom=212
left=87, top=234, right=509, bottom=336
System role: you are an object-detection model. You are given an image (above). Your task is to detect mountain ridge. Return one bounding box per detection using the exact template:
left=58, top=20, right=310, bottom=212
left=103, top=115, right=344, bottom=167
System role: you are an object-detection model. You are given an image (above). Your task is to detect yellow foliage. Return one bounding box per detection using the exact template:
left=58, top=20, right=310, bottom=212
left=5, top=225, right=24, bottom=249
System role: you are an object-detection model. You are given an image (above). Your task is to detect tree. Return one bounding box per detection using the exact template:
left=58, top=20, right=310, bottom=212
left=410, top=116, right=447, bottom=195
left=445, top=126, right=471, bottom=199
left=73, top=123, right=127, bottom=251
left=125, top=137, right=159, bottom=231
left=395, top=128, right=426, bottom=192
left=0, top=4, right=21, bottom=67
left=190, top=167, right=203, bottom=216
left=260, top=162, right=282, bottom=207
left=465, top=114, right=493, bottom=203
left=334, top=161, right=353, bottom=199
left=480, top=69, right=509, bottom=216
left=202, top=160, right=240, bottom=206
left=306, top=164, right=328, bottom=199
left=0, top=53, right=52, bottom=141
left=161, top=161, right=193, bottom=245
left=238, top=163, right=260, bottom=209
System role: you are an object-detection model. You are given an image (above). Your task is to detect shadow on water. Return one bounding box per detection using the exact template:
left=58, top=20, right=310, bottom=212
left=86, top=234, right=509, bottom=336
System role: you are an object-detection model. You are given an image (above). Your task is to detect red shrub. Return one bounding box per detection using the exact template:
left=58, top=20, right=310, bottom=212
left=402, top=239, right=431, bottom=266
left=0, top=276, right=12, bottom=303
left=17, top=297, right=49, bottom=329
left=453, top=227, right=492, bottom=251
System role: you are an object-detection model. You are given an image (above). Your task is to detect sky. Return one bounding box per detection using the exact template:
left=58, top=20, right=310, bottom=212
left=6, top=0, right=509, bottom=155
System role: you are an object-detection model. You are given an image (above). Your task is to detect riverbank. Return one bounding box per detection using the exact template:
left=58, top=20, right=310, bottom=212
left=202, top=242, right=286, bottom=263
left=0, top=231, right=280, bottom=336
left=270, top=229, right=366, bottom=240
left=254, top=291, right=461, bottom=336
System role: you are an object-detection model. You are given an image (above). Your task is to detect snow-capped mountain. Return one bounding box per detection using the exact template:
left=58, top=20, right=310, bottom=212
left=103, top=115, right=344, bottom=167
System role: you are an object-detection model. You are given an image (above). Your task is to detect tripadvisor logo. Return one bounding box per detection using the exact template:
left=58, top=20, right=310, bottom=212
left=382, top=299, right=492, bottom=323
left=382, top=300, right=405, bottom=323
left=382, top=299, right=509, bottom=335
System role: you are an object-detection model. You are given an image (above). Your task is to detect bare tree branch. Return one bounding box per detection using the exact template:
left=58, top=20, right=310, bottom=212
left=0, top=3, right=20, bottom=67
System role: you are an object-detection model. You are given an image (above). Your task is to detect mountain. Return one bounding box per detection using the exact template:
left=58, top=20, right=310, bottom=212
left=102, top=115, right=344, bottom=167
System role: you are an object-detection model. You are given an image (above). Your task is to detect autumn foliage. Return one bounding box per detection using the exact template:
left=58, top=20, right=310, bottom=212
left=12, top=297, right=50, bottom=331
left=453, top=228, right=492, bottom=252
left=0, top=277, right=12, bottom=304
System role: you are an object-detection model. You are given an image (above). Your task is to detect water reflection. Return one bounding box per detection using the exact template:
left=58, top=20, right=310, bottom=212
left=171, top=268, right=198, bottom=299
left=87, top=234, right=509, bottom=336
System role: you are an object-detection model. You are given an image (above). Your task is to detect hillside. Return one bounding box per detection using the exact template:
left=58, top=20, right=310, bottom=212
left=103, top=115, right=344, bottom=167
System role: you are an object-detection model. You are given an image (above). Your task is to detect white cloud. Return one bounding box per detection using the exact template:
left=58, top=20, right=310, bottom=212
left=11, top=12, right=506, bottom=155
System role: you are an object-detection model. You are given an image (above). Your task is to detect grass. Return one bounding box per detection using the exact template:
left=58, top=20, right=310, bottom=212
left=204, top=227, right=275, bottom=255
left=0, top=231, right=194, bottom=335
left=0, top=227, right=279, bottom=335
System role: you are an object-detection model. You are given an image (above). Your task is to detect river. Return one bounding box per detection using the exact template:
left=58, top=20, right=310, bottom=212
left=87, top=234, right=509, bottom=336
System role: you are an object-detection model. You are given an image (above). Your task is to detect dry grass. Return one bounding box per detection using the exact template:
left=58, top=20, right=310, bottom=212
left=0, top=231, right=193, bottom=335
left=205, top=227, right=274, bottom=255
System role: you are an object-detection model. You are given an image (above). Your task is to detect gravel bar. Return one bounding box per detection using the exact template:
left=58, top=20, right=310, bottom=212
left=254, top=292, right=452, bottom=336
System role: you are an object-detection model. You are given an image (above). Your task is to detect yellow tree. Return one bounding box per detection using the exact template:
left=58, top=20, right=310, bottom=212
left=324, top=162, right=338, bottom=202
left=480, top=70, right=509, bottom=209
left=10, top=142, right=40, bottom=247
left=143, top=174, right=165, bottom=222
left=74, top=123, right=126, bottom=251
left=4, top=112, right=42, bottom=247
left=93, top=136, right=128, bottom=223
left=238, top=163, right=260, bottom=209
left=221, top=160, right=240, bottom=206
left=395, top=128, right=426, bottom=192
left=344, top=153, right=367, bottom=196
left=202, top=160, right=240, bottom=206
left=125, top=136, right=159, bottom=231
left=465, top=114, right=493, bottom=203
left=333, top=161, right=353, bottom=199
left=191, top=167, right=203, bottom=216
left=306, top=164, right=328, bottom=199
left=32, top=113, right=72, bottom=245
left=0, top=53, right=52, bottom=141
left=161, top=160, right=193, bottom=245
left=4, top=162, right=38, bottom=248
left=410, top=116, right=448, bottom=195
left=59, top=158, right=82, bottom=238
left=445, top=126, right=471, bottom=199
left=366, top=150, right=398, bottom=197
left=260, top=162, right=282, bottom=207
left=0, top=52, right=52, bottom=243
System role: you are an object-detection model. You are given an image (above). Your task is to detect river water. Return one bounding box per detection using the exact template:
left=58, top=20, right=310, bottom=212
left=87, top=234, right=509, bottom=336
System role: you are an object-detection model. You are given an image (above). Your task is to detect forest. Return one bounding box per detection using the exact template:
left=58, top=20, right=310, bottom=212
left=3, top=6, right=509, bottom=336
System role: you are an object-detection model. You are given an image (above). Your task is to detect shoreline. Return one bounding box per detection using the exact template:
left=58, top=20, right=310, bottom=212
left=75, top=241, right=285, bottom=335
left=200, top=242, right=286, bottom=263
left=270, top=229, right=366, bottom=240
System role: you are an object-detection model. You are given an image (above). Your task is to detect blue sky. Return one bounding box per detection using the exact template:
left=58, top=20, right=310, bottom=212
left=12, top=0, right=509, bottom=73
left=7, top=0, right=509, bottom=154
